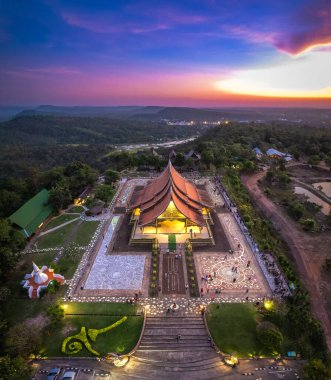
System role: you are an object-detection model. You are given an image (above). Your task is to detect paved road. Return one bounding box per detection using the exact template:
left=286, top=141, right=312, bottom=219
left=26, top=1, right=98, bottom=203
left=242, top=171, right=331, bottom=353
left=32, top=358, right=304, bottom=380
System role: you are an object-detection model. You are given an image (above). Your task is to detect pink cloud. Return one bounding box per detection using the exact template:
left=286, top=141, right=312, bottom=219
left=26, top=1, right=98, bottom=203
left=61, top=11, right=171, bottom=35
left=271, top=1, right=331, bottom=54
left=26, top=67, right=82, bottom=75
left=223, top=24, right=278, bottom=45
left=1, top=66, right=81, bottom=79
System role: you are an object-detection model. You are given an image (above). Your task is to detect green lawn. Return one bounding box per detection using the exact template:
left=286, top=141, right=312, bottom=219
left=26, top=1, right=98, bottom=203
left=4, top=286, right=67, bottom=325
left=36, top=221, right=79, bottom=249
left=41, top=303, right=143, bottom=357
left=6, top=251, right=58, bottom=297
left=44, top=214, right=79, bottom=231
left=63, top=302, right=140, bottom=315
left=57, top=249, right=85, bottom=279
left=67, top=206, right=85, bottom=213
left=71, top=221, right=100, bottom=246
left=207, top=303, right=265, bottom=358
left=2, top=251, right=65, bottom=323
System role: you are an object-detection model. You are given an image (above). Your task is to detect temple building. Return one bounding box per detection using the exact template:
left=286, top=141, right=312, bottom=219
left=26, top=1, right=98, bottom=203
left=129, top=161, right=214, bottom=245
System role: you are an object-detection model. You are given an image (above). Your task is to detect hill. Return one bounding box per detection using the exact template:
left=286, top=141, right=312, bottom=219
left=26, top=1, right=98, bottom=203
left=10, top=105, right=331, bottom=126
left=0, top=115, right=203, bottom=145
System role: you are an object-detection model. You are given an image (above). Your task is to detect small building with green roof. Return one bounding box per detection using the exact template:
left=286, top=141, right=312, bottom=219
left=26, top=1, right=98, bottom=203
left=9, top=189, right=53, bottom=238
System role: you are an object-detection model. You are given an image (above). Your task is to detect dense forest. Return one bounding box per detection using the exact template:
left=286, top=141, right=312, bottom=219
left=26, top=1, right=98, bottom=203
left=0, top=115, right=203, bottom=145
left=189, top=122, right=331, bottom=169
left=1, top=120, right=330, bottom=221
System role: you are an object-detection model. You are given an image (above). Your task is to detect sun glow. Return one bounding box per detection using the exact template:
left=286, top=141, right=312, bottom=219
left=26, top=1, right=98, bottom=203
left=215, top=51, right=331, bottom=98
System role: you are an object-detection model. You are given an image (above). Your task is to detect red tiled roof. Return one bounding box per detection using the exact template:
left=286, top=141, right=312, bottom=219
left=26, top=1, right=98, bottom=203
left=130, top=161, right=212, bottom=226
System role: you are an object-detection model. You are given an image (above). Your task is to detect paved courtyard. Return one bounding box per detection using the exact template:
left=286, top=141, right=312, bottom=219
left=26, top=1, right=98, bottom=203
left=85, top=255, right=146, bottom=290
left=194, top=179, right=271, bottom=298
left=199, top=254, right=261, bottom=291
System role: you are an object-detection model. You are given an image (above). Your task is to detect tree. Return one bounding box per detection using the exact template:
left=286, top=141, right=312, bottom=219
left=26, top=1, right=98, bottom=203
left=64, top=161, right=97, bottom=195
left=303, top=359, right=330, bottom=380
left=94, top=184, right=114, bottom=203
left=242, top=160, right=256, bottom=173
left=301, top=218, right=318, bottom=232
left=49, top=185, right=72, bottom=212
left=266, top=169, right=274, bottom=182
left=6, top=322, right=41, bottom=357
left=257, top=322, right=283, bottom=353
left=0, top=190, right=22, bottom=218
left=46, top=304, right=65, bottom=323
left=286, top=201, right=304, bottom=220
left=278, top=172, right=291, bottom=187
left=0, top=219, right=25, bottom=280
left=173, top=152, right=185, bottom=166
left=0, top=287, right=11, bottom=302
left=0, top=356, right=31, bottom=380
left=105, top=169, right=120, bottom=186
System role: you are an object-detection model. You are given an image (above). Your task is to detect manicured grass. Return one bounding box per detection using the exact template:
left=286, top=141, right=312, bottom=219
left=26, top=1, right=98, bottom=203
left=44, top=214, right=79, bottom=231
left=36, top=221, right=79, bottom=249
left=63, top=302, right=140, bottom=315
left=41, top=303, right=143, bottom=357
left=67, top=206, right=85, bottom=213
left=4, top=286, right=67, bottom=325
left=6, top=251, right=58, bottom=297
left=2, top=251, right=67, bottom=324
left=71, top=221, right=100, bottom=246
left=207, top=303, right=264, bottom=358
left=57, top=249, right=85, bottom=279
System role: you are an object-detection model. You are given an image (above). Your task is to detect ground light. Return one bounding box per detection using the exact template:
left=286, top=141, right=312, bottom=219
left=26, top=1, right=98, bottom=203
left=224, top=355, right=239, bottom=366
left=113, top=355, right=129, bottom=367
left=263, top=299, right=274, bottom=310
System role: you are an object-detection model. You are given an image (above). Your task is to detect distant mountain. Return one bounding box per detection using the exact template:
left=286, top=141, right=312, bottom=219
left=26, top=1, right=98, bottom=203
left=4, top=105, right=331, bottom=126
left=17, top=105, right=165, bottom=119
left=0, top=106, right=35, bottom=122
left=133, top=106, right=331, bottom=125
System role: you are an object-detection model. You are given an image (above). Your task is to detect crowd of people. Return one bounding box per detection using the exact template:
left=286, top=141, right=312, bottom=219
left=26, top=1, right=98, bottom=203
left=212, top=176, right=291, bottom=297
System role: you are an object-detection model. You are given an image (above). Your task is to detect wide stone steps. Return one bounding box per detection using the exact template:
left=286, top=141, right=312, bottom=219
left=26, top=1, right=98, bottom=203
left=124, top=315, right=224, bottom=378
left=131, top=356, right=224, bottom=371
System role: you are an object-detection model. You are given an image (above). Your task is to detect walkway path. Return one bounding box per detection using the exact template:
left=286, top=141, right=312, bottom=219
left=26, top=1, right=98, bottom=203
left=242, top=171, right=331, bottom=353
left=39, top=217, right=80, bottom=236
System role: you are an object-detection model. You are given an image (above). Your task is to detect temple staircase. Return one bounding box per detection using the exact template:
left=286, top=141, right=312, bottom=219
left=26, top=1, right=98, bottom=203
left=122, top=315, right=225, bottom=379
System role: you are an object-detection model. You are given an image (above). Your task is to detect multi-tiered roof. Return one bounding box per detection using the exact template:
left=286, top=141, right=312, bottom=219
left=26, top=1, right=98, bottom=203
left=130, top=161, right=212, bottom=226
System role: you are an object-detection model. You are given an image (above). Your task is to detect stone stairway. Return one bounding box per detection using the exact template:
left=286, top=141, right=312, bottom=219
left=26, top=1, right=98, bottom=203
left=115, top=315, right=226, bottom=379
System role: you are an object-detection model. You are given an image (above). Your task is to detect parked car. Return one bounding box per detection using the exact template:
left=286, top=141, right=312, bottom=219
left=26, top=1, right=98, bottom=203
left=47, top=368, right=60, bottom=380
left=62, top=371, right=76, bottom=380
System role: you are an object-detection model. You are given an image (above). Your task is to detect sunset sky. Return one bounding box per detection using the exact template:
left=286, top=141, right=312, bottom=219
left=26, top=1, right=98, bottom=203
left=0, top=0, right=331, bottom=107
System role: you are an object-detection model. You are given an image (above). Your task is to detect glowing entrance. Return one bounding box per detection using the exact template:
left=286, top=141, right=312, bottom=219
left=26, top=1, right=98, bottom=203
left=129, top=161, right=214, bottom=244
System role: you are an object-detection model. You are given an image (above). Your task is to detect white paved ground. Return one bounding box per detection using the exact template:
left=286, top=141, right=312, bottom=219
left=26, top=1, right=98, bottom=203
left=85, top=254, right=146, bottom=290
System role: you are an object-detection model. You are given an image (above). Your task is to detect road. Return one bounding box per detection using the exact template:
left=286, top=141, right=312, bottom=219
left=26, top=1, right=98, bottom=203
left=242, top=171, right=331, bottom=353
left=32, top=358, right=303, bottom=380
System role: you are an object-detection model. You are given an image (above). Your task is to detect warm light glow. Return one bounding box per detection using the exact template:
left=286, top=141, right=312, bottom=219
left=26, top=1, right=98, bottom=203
left=113, top=355, right=129, bottom=367
left=263, top=300, right=274, bottom=310
left=296, top=42, right=331, bottom=56
left=224, top=355, right=239, bottom=366
left=134, top=208, right=140, bottom=216
left=63, top=304, right=68, bottom=309
left=215, top=51, right=331, bottom=98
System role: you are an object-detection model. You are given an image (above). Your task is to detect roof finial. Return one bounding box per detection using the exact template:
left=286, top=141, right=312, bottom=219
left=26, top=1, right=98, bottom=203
left=32, top=261, right=40, bottom=273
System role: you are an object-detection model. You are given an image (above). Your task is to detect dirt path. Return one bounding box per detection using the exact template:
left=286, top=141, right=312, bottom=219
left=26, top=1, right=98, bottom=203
left=242, top=171, right=331, bottom=353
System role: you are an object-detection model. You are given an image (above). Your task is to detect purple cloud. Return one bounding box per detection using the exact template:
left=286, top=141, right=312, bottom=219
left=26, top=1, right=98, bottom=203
left=273, top=0, right=331, bottom=54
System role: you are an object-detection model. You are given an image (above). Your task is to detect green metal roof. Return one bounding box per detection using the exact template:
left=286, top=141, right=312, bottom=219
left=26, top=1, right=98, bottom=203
left=9, top=189, right=53, bottom=237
